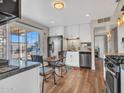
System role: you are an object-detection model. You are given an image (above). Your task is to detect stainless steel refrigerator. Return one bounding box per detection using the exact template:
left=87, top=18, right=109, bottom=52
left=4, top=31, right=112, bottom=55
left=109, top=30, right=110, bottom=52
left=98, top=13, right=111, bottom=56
left=48, top=36, right=63, bottom=58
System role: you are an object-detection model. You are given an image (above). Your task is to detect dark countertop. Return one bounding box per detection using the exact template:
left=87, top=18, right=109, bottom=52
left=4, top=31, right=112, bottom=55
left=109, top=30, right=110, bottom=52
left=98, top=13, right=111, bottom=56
left=105, top=53, right=124, bottom=56
left=0, top=60, right=40, bottom=80
left=79, top=51, right=91, bottom=54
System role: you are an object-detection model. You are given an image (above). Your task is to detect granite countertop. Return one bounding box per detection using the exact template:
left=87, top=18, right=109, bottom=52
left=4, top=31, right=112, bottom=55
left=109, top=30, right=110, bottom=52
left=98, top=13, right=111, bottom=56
left=0, top=60, right=40, bottom=80
left=105, top=53, right=124, bottom=56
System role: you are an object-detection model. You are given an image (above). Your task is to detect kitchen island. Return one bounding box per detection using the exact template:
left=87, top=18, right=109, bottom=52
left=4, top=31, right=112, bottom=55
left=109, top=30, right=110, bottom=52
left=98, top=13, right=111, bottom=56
left=0, top=60, right=40, bottom=93
left=65, top=51, right=91, bottom=68
left=65, top=51, right=80, bottom=67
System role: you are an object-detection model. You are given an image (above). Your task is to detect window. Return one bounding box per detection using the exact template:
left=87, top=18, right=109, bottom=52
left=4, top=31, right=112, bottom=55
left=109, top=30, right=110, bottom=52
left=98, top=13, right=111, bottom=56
left=0, top=25, right=7, bottom=59
left=10, top=25, right=41, bottom=61
left=27, top=31, right=40, bottom=60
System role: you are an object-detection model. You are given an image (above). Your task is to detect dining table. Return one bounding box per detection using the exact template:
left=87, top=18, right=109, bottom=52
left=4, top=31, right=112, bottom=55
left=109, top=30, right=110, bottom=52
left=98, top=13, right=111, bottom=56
left=43, top=56, right=65, bottom=77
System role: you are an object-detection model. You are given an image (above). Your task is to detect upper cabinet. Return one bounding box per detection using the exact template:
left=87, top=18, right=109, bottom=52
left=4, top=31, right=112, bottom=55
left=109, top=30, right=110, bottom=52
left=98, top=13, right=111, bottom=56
left=49, top=24, right=91, bottom=42
left=79, top=24, right=91, bottom=42
left=49, top=26, right=64, bottom=36
left=65, top=25, right=80, bottom=38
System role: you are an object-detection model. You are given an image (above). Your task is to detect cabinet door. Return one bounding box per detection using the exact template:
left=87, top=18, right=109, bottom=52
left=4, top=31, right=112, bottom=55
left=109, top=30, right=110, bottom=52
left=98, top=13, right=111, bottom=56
left=0, top=67, right=40, bottom=93
left=71, top=52, right=79, bottom=67
left=65, top=27, right=72, bottom=38
left=65, top=52, right=72, bottom=66
left=65, top=25, right=79, bottom=38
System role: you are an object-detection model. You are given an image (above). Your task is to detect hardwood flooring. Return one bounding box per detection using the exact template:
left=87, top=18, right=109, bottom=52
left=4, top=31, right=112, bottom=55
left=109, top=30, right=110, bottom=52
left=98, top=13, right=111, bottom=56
left=40, top=61, right=105, bottom=93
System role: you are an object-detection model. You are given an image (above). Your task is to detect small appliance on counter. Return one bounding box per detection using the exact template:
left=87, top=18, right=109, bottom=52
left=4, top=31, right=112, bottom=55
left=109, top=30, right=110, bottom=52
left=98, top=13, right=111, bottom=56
left=105, top=55, right=124, bottom=93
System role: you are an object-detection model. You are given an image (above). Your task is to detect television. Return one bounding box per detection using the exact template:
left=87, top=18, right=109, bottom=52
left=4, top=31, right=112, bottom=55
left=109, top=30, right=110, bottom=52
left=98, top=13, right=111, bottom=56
left=0, top=0, right=21, bottom=24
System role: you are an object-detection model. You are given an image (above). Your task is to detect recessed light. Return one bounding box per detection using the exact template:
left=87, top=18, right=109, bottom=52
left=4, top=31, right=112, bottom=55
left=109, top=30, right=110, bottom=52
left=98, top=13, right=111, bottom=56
left=50, top=21, right=55, bottom=24
left=85, top=14, right=90, bottom=17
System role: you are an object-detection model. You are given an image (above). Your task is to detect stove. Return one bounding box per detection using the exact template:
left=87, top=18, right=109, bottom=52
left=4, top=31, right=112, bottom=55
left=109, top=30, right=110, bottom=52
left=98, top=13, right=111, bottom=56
left=106, top=55, right=124, bottom=65
left=105, top=55, right=124, bottom=93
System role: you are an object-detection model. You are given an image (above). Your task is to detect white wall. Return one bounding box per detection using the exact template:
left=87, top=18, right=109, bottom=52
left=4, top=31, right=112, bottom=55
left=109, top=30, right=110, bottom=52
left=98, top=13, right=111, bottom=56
left=118, top=26, right=124, bottom=53
left=79, top=24, right=91, bottom=42
left=107, top=28, right=118, bottom=53
left=95, top=36, right=106, bottom=58
left=42, top=30, right=49, bottom=58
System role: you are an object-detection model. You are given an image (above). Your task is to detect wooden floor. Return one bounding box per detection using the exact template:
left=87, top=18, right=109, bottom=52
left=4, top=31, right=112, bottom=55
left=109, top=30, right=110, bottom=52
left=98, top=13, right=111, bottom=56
left=40, top=61, right=105, bottom=93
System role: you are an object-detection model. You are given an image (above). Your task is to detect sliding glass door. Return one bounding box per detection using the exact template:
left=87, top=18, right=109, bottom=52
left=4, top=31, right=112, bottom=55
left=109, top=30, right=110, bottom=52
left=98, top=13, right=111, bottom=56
left=0, top=25, right=7, bottom=59
left=27, top=31, right=40, bottom=60
left=10, top=24, right=41, bottom=61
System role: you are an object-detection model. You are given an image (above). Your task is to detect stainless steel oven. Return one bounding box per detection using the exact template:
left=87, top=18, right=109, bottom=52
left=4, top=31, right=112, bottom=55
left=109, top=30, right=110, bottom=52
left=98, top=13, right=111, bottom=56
left=105, top=57, right=120, bottom=93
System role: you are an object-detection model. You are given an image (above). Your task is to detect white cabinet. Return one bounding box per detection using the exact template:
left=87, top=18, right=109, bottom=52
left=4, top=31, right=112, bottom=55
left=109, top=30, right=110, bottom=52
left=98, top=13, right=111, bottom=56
left=49, top=24, right=91, bottom=42
left=65, top=25, right=80, bottom=38
left=65, top=52, right=79, bottom=67
left=49, top=26, right=64, bottom=36
left=0, top=67, right=40, bottom=93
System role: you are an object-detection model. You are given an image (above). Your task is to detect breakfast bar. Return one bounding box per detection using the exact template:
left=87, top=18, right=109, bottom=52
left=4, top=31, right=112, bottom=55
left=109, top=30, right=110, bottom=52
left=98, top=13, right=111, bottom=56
left=0, top=60, right=40, bottom=93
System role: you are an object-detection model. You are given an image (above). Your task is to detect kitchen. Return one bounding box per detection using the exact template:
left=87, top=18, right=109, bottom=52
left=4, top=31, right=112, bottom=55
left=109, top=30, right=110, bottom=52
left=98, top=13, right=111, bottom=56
left=0, top=0, right=124, bottom=93
left=48, top=24, right=92, bottom=68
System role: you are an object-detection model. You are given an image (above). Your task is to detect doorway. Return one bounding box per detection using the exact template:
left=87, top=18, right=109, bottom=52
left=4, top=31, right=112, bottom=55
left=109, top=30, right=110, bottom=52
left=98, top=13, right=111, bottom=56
left=95, top=35, right=107, bottom=59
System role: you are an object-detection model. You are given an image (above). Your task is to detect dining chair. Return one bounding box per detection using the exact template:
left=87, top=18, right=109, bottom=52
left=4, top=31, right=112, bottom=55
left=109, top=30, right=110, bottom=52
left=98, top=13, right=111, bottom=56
left=31, top=55, right=56, bottom=93
left=55, top=51, right=68, bottom=77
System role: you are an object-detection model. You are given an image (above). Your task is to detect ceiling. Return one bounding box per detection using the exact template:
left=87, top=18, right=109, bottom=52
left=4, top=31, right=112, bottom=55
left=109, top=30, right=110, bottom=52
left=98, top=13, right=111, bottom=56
left=22, top=0, right=118, bottom=27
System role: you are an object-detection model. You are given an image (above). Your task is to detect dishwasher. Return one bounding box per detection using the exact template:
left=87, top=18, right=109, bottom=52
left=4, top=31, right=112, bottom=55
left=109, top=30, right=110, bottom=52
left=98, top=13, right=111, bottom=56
left=79, top=52, right=91, bottom=68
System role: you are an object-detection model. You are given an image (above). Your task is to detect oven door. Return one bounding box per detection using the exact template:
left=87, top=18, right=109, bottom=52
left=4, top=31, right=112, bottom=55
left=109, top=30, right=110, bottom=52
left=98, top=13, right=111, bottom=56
left=106, top=70, right=119, bottom=93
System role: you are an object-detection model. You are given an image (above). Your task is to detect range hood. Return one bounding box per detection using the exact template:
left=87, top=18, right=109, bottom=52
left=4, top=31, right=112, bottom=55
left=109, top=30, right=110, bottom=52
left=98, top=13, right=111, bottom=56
left=0, top=0, right=21, bottom=24
left=0, top=11, right=16, bottom=23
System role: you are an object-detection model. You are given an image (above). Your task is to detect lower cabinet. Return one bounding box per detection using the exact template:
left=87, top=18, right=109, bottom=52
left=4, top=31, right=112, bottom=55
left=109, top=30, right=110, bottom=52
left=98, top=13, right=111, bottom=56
left=65, top=51, right=79, bottom=67
left=0, top=67, right=40, bottom=93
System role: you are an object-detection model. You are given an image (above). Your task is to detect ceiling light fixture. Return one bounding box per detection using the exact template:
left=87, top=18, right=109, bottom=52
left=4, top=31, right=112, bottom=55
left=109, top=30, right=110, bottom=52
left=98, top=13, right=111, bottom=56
left=116, top=13, right=124, bottom=26
left=52, top=0, right=65, bottom=10
left=117, top=18, right=121, bottom=26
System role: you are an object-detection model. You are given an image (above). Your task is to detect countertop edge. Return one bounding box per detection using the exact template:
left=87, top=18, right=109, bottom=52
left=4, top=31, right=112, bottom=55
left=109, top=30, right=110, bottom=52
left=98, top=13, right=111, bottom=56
left=0, top=63, right=40, bottom=80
